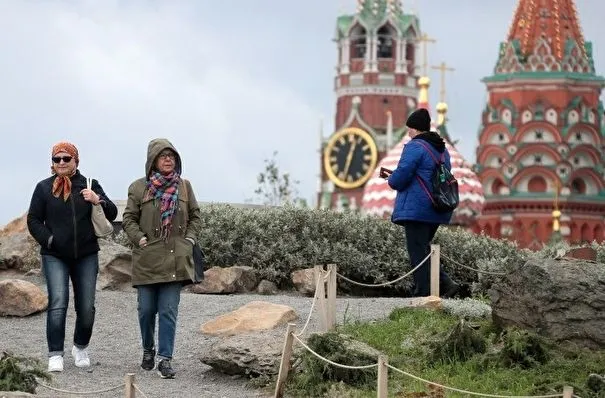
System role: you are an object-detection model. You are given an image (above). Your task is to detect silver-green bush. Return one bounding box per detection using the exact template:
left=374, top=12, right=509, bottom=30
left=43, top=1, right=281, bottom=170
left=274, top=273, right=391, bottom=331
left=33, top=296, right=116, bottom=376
left=111, top=204, right=605, bottom=296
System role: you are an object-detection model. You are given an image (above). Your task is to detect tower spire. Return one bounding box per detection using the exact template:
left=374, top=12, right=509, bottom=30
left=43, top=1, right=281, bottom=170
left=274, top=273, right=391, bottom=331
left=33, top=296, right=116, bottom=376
left=431, top=61, right=455, bottom=126
left=506, top=0, right=587, bottom=60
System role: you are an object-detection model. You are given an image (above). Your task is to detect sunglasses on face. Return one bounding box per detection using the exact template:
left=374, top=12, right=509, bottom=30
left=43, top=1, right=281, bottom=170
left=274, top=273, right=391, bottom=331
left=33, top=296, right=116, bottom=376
left=158, top=152, right=175, bottom=160
left=52, top=156, right=73, bottom=164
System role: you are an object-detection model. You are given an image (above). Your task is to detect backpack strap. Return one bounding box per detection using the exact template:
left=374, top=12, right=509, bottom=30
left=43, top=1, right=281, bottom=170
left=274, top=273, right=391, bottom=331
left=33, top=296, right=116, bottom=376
left=415, top=140, right=445, bottom=165
left=413, top=140, right=440, bottom=206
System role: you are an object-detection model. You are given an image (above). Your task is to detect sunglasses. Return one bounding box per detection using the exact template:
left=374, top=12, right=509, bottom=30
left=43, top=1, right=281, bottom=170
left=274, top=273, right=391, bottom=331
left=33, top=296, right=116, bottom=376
left=52, top=156, right=73, bottom=164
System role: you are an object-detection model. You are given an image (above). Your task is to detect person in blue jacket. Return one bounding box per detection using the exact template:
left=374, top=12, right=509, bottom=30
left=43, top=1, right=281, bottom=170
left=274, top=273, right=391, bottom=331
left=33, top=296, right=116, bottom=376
left=381, top=108, right=459, bottom=298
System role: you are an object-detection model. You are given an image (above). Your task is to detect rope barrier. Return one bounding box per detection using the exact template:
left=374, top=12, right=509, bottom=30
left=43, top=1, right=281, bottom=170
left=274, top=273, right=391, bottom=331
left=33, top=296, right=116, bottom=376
left=133, top=383, right=150, bottom=398
left=294, top=270, right=324, bottom=337
left=335, top=250, right=433, bottom=287
left=292, top=334, right=378, bottom=370
left=441, top=253, right=513, bottom=276
left=385, top=364, right=563, bottom=398
left=37, top=380, right=124, bottom=395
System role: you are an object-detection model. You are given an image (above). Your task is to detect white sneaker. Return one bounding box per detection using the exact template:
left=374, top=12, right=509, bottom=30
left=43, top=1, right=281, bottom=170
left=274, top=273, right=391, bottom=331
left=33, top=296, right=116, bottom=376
left=48, top=355, right=64, bottom=372
left=71, top=346, right=91, bottom=368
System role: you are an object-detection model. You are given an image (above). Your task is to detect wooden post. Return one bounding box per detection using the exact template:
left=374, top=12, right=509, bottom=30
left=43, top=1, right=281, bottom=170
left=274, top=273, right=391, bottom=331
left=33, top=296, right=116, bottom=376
left=124, top=373, right=135, bottom=398
left=326, top=264, right=337, bottom=330
left=274, top=323, right=296, bottom=398
left=430, top=244, right=440, bottom=297
left=314, top=265, right=328, bottom=332
left=376, top=355, right=388, bottom=398
left=563, top=386, right=573, bottom=398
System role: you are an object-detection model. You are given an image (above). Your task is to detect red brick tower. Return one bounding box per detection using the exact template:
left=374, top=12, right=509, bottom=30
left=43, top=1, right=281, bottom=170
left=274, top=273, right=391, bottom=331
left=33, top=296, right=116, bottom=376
left=318, top=0, right=421, bottom=211
left=475, top=0, right=605, bottom=249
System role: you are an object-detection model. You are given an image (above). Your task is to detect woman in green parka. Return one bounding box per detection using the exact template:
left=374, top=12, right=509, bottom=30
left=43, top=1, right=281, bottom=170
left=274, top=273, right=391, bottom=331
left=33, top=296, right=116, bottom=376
left=122, top=138, right=202, bottom=379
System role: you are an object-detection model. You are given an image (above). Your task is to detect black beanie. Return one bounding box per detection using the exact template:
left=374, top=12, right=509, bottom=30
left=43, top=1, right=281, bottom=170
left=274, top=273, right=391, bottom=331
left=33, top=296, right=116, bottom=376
left=406, top=108, right=431, bottom=132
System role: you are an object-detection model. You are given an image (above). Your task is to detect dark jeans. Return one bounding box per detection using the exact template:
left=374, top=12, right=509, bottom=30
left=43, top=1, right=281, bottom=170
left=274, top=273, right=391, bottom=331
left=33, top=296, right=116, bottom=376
left=403, top=221, right=454, bottom=297
left=42, top=253, right=99, bottom=357
left=137, top=282, right=182, bottom=360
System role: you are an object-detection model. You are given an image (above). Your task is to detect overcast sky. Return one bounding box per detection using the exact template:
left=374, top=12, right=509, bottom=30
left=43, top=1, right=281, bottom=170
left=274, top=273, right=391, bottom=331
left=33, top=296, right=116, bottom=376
left=1, top=0, right=604, bottom=226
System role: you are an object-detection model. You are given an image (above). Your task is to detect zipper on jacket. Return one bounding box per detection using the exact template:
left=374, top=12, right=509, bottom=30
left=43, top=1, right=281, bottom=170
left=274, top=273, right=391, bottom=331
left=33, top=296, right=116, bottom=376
left=70, top=194, right=78, bottom=258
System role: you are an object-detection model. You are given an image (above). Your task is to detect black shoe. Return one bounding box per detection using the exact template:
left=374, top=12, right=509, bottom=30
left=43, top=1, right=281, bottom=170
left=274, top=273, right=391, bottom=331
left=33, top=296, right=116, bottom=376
left=441, top=282, right=460, bottom=299
left=157, top=359, right=176, bottom=379
left=141, top=349, right=155, bottom=371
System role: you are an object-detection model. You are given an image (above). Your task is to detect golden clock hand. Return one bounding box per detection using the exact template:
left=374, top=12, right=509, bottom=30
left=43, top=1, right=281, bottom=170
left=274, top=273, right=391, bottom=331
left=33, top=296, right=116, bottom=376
left=343, top=139, right=357, bottom=177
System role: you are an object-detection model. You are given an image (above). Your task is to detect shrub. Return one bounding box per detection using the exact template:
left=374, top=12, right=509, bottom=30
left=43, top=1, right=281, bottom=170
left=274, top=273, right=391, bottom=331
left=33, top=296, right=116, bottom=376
left=110, top=204, right=605, bottom=296
left=0, top=351, right=51, bottom=394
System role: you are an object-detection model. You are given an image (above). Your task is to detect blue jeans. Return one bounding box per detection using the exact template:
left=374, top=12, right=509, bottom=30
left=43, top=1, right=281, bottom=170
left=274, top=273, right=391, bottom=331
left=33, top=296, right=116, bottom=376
left=137, top=282, right=182, bottom=360
left=42, top=253, right=99, bottom=357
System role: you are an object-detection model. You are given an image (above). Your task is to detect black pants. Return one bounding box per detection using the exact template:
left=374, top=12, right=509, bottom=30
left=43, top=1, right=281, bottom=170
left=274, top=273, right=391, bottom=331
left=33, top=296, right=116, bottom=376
left=404, top=221, right=454, bottom=297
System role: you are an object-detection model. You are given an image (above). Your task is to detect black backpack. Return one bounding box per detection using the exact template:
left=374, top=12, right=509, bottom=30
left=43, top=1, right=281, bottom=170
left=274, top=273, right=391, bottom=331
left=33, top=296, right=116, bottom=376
left=414, top=141, right=459, bottom=213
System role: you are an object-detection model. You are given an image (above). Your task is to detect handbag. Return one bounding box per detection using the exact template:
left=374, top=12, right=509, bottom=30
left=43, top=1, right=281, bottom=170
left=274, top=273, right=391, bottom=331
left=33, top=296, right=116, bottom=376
left=86, top=178, right=114, bottom=238
left=181, top=179, right=204, bottom=283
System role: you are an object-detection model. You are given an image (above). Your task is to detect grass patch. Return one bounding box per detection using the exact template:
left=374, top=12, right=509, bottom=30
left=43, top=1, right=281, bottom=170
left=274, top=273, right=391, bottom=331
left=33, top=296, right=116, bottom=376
left=286, top=306, right=605, bottom=397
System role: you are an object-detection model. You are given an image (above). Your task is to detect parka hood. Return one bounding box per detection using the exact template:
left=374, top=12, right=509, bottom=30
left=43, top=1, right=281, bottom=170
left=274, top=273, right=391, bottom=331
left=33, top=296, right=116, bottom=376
left=145, top=138, right=182, bottom=177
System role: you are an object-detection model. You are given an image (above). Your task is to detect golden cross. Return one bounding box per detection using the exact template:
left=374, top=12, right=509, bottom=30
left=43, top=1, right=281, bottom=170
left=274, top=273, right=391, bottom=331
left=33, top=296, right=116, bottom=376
left=416, top=33, right=436, bottom=77
left=431, top=61, right=455, bottom=103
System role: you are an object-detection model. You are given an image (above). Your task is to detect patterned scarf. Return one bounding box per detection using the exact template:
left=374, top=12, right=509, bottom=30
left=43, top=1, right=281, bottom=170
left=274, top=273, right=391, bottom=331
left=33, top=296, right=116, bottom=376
left=52, top=173, right=75, bottom=201
left=145, top=171, right=180, bottom=240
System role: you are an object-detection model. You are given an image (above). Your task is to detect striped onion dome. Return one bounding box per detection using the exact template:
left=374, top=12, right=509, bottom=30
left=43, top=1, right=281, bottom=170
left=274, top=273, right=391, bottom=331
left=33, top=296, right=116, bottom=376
left=361, top=104, right=485, bottom=226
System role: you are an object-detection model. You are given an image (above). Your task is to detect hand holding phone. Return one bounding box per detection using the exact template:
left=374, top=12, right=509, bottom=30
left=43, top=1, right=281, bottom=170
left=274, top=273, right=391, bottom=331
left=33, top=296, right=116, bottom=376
left=379, top=167, right=393, bottom=179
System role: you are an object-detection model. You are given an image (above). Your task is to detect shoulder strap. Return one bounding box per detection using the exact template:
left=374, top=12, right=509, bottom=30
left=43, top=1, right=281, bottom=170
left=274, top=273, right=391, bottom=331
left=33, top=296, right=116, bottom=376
left=414, top=140, right=441, bottom=165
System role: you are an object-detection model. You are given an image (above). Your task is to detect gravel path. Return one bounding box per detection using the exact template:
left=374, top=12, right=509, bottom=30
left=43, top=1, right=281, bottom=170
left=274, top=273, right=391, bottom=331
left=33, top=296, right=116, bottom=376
left=0, top=275, right=415, bottom=398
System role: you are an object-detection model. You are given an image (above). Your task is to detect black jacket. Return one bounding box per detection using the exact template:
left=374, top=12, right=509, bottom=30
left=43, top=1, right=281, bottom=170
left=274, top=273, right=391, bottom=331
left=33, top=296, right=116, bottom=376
left=27, top=170, right=118, bottom=260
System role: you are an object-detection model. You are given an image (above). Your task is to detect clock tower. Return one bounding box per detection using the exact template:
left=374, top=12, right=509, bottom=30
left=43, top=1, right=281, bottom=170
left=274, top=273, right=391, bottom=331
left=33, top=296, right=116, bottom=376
left=318, top=0, right=421, bottom=210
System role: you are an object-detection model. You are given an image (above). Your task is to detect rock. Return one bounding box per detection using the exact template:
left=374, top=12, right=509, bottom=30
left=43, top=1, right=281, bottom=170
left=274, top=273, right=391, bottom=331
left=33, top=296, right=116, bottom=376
left=489, top=257, right=605, bottom=349
left=200, top=301, right=298, bottom=336
left=410, top=295, right=442, bottom=310
left=563, top=247, right=597, bottom=261
left=200, top=332, right=296, bottom=377
left=291, top=268, right=316, bottom=296
left=97, top=239, right=133, bottom=291
left=0, top=232, right=40, bottom=271
left=0, top=279, right=47, bottom=317
left=0, top=392, right=35, bottom=397
left=0, top=213, right=28, bottom=237
left=256, top=280, right=278, bottom=295
left=190, top=266, right=259, bottom=294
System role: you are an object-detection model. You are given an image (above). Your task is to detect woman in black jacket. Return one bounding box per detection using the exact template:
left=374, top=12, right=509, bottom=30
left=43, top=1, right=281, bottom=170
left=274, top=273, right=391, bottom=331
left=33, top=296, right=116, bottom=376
left=26, top=141, right=117, bottom=373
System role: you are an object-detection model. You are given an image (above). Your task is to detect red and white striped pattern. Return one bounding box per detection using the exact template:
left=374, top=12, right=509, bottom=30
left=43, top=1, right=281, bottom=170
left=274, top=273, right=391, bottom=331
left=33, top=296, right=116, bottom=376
left=361, top=133, right=485, bottom=226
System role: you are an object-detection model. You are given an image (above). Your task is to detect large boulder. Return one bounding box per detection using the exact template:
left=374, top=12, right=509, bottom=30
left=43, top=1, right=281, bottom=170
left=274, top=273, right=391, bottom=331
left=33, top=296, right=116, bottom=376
left=0, top=232, right=40, bottom=271
left=0, top=279, right=47, bottom=317
left=489, top=257, right=605, bottom=349
left=201, top=301, right=297, bottom=336
left=97, top=239, right=133, bottom=291
left=200, top=332, right=293, bottom=377
left=189, top=266, right=259, bottom=294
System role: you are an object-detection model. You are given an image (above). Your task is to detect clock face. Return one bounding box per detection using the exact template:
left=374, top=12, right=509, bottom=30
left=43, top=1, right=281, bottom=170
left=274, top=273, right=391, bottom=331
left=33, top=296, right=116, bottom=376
left=324, top=127, right=378, bottom=189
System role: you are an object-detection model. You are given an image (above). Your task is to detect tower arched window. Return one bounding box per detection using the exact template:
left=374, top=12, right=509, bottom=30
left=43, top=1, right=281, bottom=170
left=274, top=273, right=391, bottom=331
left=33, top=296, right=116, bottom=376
left=350, top=25, right=367, bottom=59
left=527, top=176, right=547, bottom=193
left=571, top=178, right=586, bottom=194
left=377, top=25, right=395, bottom=58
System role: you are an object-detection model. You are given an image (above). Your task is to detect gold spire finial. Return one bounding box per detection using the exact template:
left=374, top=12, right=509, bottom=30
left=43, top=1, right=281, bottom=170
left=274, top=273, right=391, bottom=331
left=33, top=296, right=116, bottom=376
left=416, top=33, right=436, bottom=77
left=431, top=61, right=455, bottom=103
left=552, top=179, right=561, bottom=232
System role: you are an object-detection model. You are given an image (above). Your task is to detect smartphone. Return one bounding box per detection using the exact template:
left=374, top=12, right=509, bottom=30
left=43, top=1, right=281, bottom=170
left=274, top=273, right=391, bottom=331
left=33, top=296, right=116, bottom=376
left=380, top=167, right=393, bottom=178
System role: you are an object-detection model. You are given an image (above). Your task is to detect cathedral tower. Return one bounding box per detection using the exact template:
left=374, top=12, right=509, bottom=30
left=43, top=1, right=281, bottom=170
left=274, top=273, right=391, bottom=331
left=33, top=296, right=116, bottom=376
left=318, top=0, right=421, bottom=210
left=475, top=0, right=605, bottom=248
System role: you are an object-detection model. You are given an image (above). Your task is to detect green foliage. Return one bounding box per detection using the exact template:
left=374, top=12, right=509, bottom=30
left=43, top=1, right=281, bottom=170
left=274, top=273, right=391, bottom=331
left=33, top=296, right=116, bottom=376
left=431, top=319, right=487, bottom=362
left=288, top=332, right=378, bottom=397
left=497, top=327, right=550, bottom=369
left=110, top=205, right=605, bottom=296
left=0, top=351, right=51, bottom=394
left=326, top=307, right=605, bottom=397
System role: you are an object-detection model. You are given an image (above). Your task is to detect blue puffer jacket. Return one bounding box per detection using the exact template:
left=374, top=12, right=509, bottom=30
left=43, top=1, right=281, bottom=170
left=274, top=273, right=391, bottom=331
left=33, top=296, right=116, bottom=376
left=387, top=132, right=453, bottom=225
